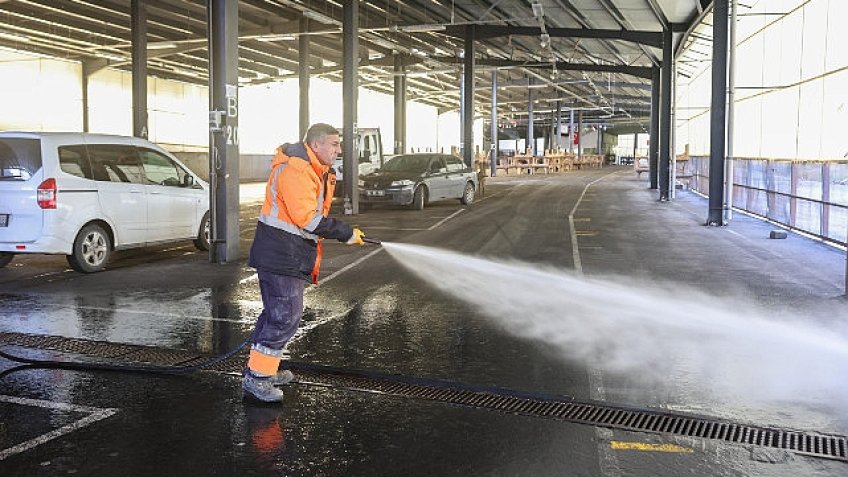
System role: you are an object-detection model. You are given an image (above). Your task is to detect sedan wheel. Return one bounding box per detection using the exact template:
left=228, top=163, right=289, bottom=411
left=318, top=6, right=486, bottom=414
left=67, top=223, right=111, bottom=273
left=411, top=185, right=426, bottom=210
left=460, top=181, right=475, bottom=205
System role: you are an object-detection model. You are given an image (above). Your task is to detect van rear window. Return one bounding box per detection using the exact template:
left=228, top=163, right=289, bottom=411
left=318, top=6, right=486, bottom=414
left=0, top=139, right=41, bottom=181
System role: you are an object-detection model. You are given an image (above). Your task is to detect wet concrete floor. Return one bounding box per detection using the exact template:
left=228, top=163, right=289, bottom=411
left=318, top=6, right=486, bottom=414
left=1, top=167, right=846, bottom=476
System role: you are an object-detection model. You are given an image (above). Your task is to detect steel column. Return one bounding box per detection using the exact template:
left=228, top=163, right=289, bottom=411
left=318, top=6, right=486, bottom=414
left=81, top=62, right=92, bottom=133
left=633, top=133, right=638, bottom=163
left=555, top=101, right=562, bottom=150
left=597, top=126, right=602, bottom=155
left=569, top=109, right=574, bottom=154
left=707, top=0, right=729, bottom=225
left=724, top=0, right=738, bottom=220
left=822, top=163, right=830, bottom=237
left=490, top=70, right=498, bottom=177
left=649, top=67, right=660, bottom=189
left=527, top=78, right=534, bottom=156
left=131, top=0, right=148, bottom=138
left=394, top=55, right=407, bottom=154
left=298, top=16, right=310, bottom=140
left=463, top=25, right=475, bottom=168
left=659, top=29, right=672, bottom=201
left=343, top=0, right=359, bottom=213
left=577, top=110, right=583, bottom=159
left=207, top=0, right=240, bottom=262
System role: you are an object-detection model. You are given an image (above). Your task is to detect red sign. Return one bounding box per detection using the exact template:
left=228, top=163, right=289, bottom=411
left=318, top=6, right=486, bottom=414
left=572, top=132, right=579, bottom=145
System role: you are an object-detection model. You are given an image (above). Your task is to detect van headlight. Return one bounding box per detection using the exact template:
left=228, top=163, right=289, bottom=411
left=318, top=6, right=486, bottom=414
left=390, top=180, right=414, bottom=187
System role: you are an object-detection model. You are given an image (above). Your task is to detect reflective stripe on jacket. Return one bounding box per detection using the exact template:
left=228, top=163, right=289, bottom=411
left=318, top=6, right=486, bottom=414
left=248, top=142, right=353, bottom=283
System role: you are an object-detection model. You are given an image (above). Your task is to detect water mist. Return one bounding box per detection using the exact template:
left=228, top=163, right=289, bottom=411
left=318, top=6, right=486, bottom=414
left=382, top=242, right=848, bottom=407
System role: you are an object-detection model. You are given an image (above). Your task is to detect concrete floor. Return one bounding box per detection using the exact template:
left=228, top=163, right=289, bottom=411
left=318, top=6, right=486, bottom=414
left=1, top=166, right=846, bottom=476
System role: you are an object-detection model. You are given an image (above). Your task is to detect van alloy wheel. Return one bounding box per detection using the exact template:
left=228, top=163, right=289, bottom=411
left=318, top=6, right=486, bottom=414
left=67, top=224, right=111, bottom=273
left=193, top=212, right=210, bottom=251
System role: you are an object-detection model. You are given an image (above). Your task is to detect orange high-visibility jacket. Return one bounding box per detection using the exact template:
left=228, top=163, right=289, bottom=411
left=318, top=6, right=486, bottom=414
left=248, top=142, right=353, bottom=283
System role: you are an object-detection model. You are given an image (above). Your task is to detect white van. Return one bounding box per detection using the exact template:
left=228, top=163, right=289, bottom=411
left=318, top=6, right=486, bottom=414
left=0, top=132, right=210, bottom=273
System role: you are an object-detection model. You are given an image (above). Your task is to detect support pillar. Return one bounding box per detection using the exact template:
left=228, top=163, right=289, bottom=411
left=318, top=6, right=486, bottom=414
left=577, top=110, right=583, bottom=159
left=394, top=55, right=407, bottom=154
left=659, top=29, right=672, bottom=201
left=207, top=0, right=240, bottom=262
left=462, top=25, right=475, bottom=168
left=490, top=69, right=497, bottom=177
left=298, top=16, right=310, bottom=140
left=527, top=78, right=534, bottom=156
left=633, top=133, right=638, bottom=163
left=343, top=0, right=359, bottom=213
left=555, top=101, right=562, bottom=150
left=649, top=67, right=660, bottom=189
left=707, top=0, right=729, bottom=225
left=569, top=109, right=575, bottom=154
left=131, top=0, right=148, bottom=138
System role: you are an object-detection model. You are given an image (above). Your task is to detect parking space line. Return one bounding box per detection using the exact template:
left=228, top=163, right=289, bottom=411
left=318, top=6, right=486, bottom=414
left=427, top=209, right=465, bottom=230
left=0, top=395, right=118, bottom=460
left=307, top=247, right=384, bottom=291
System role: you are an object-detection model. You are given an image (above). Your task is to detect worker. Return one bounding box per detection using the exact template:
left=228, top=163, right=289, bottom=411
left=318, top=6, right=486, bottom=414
left=244, top=123, right=366, bottom=403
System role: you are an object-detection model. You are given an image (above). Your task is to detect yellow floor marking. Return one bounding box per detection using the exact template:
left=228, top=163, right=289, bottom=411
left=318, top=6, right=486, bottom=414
left=610, top=441, right=693, bottom=454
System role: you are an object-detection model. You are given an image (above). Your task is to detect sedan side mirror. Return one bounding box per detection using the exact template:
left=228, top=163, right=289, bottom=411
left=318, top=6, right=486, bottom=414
left=183, top=175, right=195, bottom=187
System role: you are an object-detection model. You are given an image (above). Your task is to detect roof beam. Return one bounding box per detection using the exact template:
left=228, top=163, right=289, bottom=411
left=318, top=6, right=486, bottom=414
left=442, top=25, right=662, bottom=48
left=432, top=57, right=653, bottom=80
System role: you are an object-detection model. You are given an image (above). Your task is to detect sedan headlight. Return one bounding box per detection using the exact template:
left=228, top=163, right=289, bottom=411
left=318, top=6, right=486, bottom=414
left=390, top=179, right=414, bottom=187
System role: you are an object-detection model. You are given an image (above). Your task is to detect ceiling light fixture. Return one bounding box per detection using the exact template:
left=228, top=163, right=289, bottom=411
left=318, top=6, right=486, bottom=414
left=531, top=2, right=544, bottom=19
left=400, top=24, right=446, bottom=33
left=257, top=34, right=297, bottom=42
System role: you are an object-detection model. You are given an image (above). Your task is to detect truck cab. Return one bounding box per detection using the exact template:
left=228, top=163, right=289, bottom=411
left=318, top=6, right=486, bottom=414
left=333, top=128, right=384, bottom=197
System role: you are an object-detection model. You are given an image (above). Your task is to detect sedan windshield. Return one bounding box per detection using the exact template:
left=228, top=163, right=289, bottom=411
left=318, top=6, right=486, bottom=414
left=380, top=155, right=430, bottom=173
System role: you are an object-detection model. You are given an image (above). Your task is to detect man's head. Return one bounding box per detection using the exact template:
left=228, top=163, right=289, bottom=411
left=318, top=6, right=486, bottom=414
left=304, top=123, right=341, bottom=166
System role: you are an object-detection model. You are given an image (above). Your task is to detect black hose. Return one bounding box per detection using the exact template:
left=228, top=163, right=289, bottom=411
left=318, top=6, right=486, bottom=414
left=0, top=335, right=252, bottom=376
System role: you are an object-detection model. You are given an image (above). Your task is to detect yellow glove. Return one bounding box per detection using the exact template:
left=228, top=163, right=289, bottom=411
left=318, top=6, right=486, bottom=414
left=346, top=227, right=365, bottom=245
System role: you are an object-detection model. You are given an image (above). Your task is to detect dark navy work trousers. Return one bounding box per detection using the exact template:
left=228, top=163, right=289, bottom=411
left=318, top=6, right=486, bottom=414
left=253, top=269, right=306, bottom=350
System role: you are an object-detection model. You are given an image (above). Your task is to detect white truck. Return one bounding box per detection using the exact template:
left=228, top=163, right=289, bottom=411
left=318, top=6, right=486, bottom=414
left=333, top=128, right=385, bottom=197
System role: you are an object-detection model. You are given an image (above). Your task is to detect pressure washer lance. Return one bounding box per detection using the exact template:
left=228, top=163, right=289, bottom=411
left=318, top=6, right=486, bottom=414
left=363, top=237, right=382, bottom=245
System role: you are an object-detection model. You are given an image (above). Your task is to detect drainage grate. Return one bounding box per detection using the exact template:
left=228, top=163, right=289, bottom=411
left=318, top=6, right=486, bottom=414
left=2, top=331, right=846, bottom=462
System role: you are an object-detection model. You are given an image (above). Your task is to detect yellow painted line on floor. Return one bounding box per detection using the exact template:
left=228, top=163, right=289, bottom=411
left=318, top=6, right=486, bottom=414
left=610, top=441, right=693, bottom=454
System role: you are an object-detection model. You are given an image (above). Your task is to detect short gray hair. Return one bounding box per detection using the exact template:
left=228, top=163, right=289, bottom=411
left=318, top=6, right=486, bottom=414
left=304, top=123, right=339, bottom=144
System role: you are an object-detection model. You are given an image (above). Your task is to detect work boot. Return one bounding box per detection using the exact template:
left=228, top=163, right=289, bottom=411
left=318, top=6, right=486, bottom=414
left=243, top=372, right=284, bottom=403
left=269, top=369, right=295, bottom=387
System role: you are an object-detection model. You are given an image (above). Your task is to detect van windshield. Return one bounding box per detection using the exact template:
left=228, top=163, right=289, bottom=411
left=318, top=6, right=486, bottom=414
left=0, top=139, right=41, bottom=181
